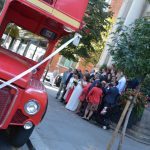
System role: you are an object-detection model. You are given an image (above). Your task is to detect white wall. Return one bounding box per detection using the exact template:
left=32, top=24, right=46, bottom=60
left=97, top=0, right=149, bottom=68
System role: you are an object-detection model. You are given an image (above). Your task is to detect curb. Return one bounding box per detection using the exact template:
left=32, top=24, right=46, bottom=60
left=110, top=123, right=150, bottom=145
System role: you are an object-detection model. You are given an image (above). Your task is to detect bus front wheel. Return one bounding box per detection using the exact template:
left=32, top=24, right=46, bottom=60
left=9, top=126, right=34, bottom=148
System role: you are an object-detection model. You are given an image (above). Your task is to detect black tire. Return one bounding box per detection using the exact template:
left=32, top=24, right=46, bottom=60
left=9, top=126, right=34, bottom=148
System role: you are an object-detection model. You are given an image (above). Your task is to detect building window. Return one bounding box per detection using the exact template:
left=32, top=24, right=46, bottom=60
left=59, top=56, right=77, bottom=69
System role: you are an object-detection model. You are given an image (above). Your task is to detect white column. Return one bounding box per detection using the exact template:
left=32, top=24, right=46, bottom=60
left=107, top=55, right=113, bottom=67
left=124, top=0, right=146, bottom=26
left=96, top=0, right=134, bottom=68
left=143, top=3, right=150, bottom=17
left=97, top=0, right=146, bottom=68
left=117, top=0, right=134, bottom=19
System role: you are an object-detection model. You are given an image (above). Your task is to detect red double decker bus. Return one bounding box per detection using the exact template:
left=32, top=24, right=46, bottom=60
left=0, top=0, right=88, bottom=147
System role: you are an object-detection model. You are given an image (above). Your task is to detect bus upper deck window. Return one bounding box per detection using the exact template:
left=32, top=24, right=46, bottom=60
left=43, top=0, right=54, bottom=5
left=0, top=0, right=6, bottom=14
left=0, top=23, right=49, bottom=62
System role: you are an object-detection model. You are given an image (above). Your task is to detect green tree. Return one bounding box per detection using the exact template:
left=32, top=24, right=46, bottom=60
left=5, top=23, right=19, bottom=49
left=141, top=75, right=150, bottom=96
left=60, top=0, right=112, bottom=65
left=109, top=17, right=150, bottom=88
left=108, top=17, right=150, bottom=150
left=6, top=23, right=19, bottom=38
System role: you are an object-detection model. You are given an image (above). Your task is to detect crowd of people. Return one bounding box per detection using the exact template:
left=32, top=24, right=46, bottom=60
left=55, top=66, right=139, bottom=129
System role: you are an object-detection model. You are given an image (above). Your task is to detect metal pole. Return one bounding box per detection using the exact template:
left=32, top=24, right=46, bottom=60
left=117, top=102, right=134, bottom=150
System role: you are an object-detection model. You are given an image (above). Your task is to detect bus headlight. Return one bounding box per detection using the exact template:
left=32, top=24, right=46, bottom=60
left=24, top=100, right=40, bottom=115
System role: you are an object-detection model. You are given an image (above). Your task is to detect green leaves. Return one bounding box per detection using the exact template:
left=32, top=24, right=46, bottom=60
left=5, top=23, right=19, bottom=38
left=109, top=18, right=150, bottom=79
left=109, top=18, right=150, bottom=95
left=60, top=0, right=112, bottom=65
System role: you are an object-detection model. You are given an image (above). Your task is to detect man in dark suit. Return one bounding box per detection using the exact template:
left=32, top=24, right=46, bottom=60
left=88, top=73, right=100, bottom=92
left=126, top=78, right=139, bottom=90
left=103, top=83, right=119, bottom=107
left=56, top=68, right=72, bottom=99
left=99, top=82, right=120, bottom=129
left=60, top=69, right=79, bottom=102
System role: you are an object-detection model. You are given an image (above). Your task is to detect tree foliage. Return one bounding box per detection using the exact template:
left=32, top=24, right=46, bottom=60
left=5, top=23, right=19, bottom=38
left=141, top=75, right=150, bottom=95
left=60, top=0, right=112, bottom=65
left=109, top=17, right=150, bottom=94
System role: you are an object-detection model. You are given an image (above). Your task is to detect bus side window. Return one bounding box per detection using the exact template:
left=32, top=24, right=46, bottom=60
left=0, top=0, right=5, bottom=14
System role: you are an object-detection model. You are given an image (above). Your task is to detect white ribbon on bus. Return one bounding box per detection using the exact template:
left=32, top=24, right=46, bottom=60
left=0, top=33, right=81, bottom=89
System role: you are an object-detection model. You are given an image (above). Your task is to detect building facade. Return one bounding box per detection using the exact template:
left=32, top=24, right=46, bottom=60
left=49, top=53, right=95, bottom=73
left=97, top=0, right=150, bottom=68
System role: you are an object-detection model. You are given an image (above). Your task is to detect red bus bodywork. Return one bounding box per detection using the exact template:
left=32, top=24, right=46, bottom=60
left=0, top=0, right=88, bottom=130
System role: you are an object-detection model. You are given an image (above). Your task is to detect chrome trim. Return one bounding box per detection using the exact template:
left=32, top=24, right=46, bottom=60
left=0, top=79, right=19, bottom=128
left=24, top=121, right=33, bottom=130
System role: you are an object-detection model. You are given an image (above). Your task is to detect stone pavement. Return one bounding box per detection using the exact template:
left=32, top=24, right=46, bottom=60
left=30, top=84, right=150, bottom=150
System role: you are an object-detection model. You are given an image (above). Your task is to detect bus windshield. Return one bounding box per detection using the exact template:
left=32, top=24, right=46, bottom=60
left=0, top=23, right=49, bottom=62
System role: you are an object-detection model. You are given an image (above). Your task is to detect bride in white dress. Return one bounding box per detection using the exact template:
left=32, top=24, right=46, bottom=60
left=66, top=75, right=88, bottom=111
left=63, top=74, right=78, bottom=101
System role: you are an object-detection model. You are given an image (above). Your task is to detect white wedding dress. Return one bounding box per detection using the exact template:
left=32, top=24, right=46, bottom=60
left=63, top=77, right=75, bottom=99
left=66, top=80, right=87, bottom=111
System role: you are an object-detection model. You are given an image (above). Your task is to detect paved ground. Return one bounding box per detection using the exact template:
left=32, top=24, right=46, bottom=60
left=30, top=84, right=150, bottom=150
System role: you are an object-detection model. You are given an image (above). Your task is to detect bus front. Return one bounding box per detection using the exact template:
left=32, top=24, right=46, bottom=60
left=0, top=0, right=88, bottom=147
